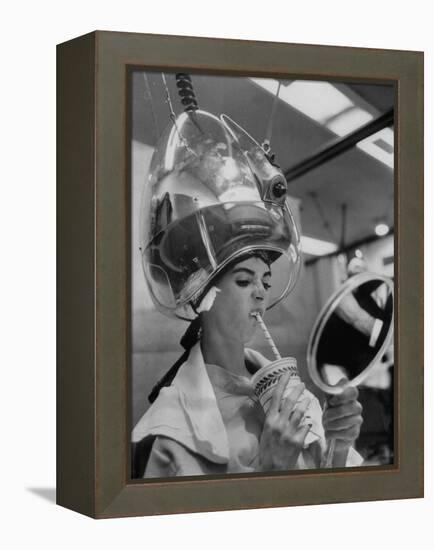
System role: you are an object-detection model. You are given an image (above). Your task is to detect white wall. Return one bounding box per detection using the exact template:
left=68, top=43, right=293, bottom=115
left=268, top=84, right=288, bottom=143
left=4, top=2, right=432, bottom=549
left=359, top=234, right=394, bottom=277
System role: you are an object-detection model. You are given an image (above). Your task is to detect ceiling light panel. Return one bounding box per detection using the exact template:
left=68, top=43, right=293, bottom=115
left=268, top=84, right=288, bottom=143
left=251, top=78, right=353, bottom=123
left=327, top=107, right=374, bottom=136
left=357, top=128, right=394, bottom=168
left=300, top=235, right=339, bottom=256
left=281, top=81, right=353, bottom=122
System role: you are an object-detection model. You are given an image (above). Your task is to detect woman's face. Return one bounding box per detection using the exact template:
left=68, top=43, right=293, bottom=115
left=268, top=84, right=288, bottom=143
left=202, top=256, right=272, bottom=344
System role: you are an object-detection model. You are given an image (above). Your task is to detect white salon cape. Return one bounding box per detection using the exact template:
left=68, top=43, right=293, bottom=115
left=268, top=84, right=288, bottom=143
left=132, top=342, right=363, bottom=477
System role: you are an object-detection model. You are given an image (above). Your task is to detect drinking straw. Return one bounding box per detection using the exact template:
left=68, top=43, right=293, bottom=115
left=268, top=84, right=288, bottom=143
left=252, top=312, right=282, bottom=360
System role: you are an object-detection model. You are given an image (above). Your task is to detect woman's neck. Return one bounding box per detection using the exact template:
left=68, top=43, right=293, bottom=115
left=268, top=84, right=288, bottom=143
left=200, top=327, right=248, bottom=377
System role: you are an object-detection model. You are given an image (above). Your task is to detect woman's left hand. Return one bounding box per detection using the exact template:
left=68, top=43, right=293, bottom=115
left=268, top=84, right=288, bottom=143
left=322, top=382, right=363, bottom=463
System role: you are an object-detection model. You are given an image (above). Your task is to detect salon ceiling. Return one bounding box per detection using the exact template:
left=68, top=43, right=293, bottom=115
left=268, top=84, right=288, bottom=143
left=132, top=72, right=394, bottom=257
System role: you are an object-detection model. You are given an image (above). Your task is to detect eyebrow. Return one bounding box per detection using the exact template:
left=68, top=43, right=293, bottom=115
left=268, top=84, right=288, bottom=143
left=231, top=267, right=272, bottom=278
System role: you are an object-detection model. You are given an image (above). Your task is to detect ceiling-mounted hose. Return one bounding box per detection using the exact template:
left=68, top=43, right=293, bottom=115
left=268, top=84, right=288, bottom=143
left=175, top=73, right=199, bottom=113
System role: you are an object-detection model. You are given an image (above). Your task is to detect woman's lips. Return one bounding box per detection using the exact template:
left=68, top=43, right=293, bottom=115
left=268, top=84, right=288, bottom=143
left=250, top=310, right=264, bottom=320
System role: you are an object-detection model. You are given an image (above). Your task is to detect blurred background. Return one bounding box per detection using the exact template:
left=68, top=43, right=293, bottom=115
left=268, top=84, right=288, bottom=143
left=131, top=71, right=395, bottom=465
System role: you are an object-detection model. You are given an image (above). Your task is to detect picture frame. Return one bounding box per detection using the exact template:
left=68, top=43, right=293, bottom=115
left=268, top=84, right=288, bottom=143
left=57, top=30, right=423, bottom=518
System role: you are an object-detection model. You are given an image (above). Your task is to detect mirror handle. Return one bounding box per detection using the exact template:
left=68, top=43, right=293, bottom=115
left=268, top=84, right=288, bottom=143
left=321, top=438, right=336, bottom=468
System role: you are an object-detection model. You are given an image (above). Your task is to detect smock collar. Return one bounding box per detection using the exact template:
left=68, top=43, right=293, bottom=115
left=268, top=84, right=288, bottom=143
left=131, top=342, right=230, bottom=464
left=172, top=342, right=231, bottom=462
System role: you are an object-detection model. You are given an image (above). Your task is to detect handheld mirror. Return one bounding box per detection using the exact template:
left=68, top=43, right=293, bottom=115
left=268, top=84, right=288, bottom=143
left=307, top=271, right=394, bottom=396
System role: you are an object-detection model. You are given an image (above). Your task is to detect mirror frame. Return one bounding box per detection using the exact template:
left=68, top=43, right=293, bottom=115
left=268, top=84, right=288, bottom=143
left=307, top=271, right=394, bottom=395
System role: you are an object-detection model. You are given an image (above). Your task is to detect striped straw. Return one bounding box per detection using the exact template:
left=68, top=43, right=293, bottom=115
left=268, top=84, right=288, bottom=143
left=252, top=312, right=281, bottom=360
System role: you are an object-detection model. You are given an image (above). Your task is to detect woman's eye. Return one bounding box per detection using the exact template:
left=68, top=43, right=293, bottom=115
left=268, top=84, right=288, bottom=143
left=235, top=279, right=271, bottom=289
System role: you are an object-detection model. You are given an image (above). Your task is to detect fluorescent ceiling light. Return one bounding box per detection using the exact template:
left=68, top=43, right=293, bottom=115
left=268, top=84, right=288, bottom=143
left=282, top=81, right=353, bottom=122
left=357, top=128, right=394, bottom=168
left=301, top=235, right=338, bottom=256
left=327, top=107, right=374, bottom=136
left=251, top=78, right=353, bottom=123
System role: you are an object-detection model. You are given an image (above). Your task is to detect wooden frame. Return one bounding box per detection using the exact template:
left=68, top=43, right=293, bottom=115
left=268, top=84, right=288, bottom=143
left=57, top=30, right=423, bottom=518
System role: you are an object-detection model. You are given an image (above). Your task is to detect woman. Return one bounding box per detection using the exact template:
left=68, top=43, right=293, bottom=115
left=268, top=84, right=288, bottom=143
left=132, top=252, right=363, bottom=477
left=132, top=108, right=363, bottom=477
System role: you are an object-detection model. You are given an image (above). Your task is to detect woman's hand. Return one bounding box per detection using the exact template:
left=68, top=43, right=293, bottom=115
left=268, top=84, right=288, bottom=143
left=259, top=373, right=312, bottom=471
left=322, top=381, right=363, bottom=466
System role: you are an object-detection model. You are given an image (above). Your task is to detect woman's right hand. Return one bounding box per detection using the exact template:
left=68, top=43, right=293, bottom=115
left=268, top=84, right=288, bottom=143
left=258, top=374, right=312, bottom=471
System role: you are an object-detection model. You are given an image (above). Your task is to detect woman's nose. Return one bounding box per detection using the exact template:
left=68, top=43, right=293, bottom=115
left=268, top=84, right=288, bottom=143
left=252, top=281, right=266, bottom=300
